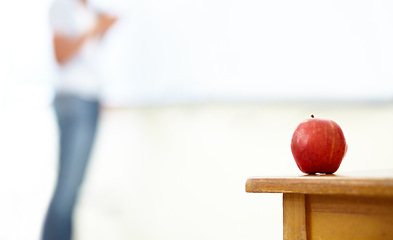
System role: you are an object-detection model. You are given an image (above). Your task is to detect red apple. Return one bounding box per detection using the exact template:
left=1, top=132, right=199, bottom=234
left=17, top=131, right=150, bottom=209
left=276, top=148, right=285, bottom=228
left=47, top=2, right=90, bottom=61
left=291, top=115, right=347, bottom=174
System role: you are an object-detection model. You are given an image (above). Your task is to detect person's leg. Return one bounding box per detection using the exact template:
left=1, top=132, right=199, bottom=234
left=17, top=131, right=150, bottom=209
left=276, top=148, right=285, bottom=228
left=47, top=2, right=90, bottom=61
left=42, top=94, right=99, bottom=240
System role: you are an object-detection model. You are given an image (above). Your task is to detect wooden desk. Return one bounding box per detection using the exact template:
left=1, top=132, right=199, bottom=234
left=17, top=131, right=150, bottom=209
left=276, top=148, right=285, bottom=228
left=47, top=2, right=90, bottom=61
left=246, top=170, right=393, bottom=240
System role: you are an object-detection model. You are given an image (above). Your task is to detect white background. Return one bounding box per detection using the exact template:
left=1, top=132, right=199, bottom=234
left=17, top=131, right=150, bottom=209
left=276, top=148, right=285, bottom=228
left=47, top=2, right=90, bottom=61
left=1, top=1, right=393, bottom=240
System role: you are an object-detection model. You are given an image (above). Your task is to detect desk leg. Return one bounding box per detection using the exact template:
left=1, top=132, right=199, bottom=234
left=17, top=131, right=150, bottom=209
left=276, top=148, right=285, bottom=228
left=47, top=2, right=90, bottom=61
left=283, top=193, right=307, bottom=240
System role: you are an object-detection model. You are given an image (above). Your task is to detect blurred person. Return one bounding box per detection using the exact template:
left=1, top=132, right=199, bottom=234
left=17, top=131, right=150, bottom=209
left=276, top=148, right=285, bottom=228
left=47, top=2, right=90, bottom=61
left=42, top=0, right=117, bottom=239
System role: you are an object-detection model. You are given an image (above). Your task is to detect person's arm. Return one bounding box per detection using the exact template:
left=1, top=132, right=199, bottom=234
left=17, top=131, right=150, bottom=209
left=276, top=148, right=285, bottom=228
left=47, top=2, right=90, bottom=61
left=53, top=31, right=93, bottom=65
left=53, top=14, right=117, bottom=65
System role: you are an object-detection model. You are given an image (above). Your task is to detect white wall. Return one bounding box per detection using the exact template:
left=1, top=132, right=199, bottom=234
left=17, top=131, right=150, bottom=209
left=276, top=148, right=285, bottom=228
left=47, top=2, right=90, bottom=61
left=1, top=0, right=393, bottom=106
left=96, top=0, right=393, bottom=104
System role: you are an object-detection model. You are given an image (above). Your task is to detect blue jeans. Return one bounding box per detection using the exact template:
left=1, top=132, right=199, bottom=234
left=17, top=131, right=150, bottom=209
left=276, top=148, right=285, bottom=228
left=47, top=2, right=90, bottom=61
left=42, top=94, right=100, bottom=240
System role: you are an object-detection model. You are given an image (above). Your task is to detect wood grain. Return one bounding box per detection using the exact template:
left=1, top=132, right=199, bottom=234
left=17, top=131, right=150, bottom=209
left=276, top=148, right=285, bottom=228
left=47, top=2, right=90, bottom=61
left=246, top=171, right=393, bottom=196
left=306, top=194, right=393, bottom=240
left=283, top=193, right=307, bottom=240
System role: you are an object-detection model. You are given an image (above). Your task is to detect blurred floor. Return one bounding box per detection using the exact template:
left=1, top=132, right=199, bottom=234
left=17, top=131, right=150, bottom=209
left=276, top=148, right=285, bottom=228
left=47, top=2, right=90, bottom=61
left=1, top=102, right=393, bottom=240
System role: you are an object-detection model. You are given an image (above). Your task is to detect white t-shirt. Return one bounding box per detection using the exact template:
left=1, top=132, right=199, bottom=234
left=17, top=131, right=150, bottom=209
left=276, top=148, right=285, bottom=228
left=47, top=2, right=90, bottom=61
left=49, top=0, right=102, bottom=100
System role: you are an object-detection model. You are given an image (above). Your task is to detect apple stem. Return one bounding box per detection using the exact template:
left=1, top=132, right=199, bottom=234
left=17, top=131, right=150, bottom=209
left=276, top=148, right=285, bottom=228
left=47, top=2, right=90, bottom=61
left=311, top=114, right=314, bottom=118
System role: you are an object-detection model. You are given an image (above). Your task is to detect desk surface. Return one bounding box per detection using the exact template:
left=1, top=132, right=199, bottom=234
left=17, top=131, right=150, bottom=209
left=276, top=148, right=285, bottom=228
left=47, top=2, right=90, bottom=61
left=246, top=169, right=393, bottom=196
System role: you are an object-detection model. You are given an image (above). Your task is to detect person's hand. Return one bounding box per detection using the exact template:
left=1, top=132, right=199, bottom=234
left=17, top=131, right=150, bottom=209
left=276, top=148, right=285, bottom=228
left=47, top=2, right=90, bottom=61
left=95, top=14, right=118, bottom=38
